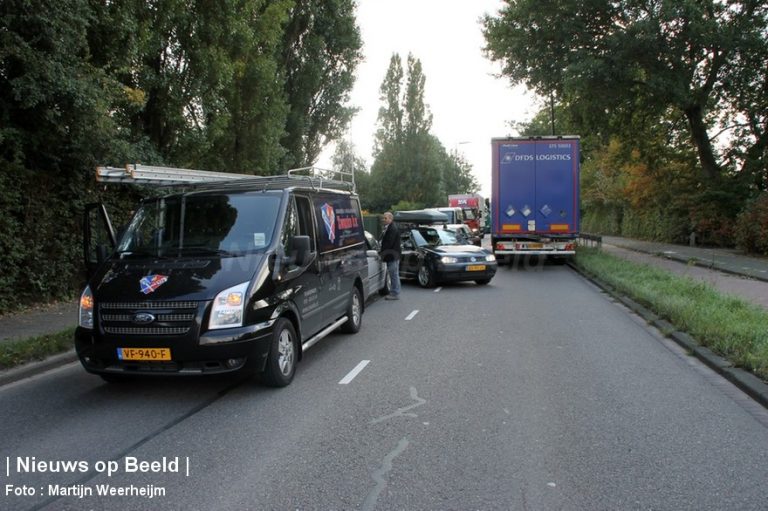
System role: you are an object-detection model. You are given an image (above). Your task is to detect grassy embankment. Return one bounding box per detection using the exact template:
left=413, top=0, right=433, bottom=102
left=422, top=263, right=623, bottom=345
left=0, top=328, right=75, bottom=370
left=574, top=247, right=768, bottom=380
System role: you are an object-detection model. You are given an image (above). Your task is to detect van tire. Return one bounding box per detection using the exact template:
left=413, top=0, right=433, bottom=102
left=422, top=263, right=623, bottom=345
left=341, top=287, right=362, bottom=334
left=261, top=318, right=297, bottom=387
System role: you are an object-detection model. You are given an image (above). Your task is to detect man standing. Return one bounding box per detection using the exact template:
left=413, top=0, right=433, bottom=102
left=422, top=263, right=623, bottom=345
left=379, top=211, right=401, bottom=300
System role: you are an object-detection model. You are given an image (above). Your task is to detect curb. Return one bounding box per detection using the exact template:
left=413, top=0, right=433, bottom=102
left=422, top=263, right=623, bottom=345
left=568, top=261, right=768, bottom=410
left=0, top=350, right=79, bottom=387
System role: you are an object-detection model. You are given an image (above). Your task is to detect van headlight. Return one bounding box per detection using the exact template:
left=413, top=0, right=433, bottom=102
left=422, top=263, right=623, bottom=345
left=79, top=286, right=94, bottom=329
left=209, top=281, right=249, bottom=330
left=485, top=254, right=496, bottom=262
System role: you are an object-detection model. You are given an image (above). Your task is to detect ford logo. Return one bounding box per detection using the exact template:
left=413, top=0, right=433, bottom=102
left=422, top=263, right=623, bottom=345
left=132, top=312, right=156, bottom=325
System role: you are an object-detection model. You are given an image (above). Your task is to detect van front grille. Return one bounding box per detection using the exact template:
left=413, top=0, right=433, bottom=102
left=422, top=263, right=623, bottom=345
left=101, top=301, right=198, bottom=310
left=98, top=301, right=200, bottom=337
left=104, top=326, right=189, bottom=336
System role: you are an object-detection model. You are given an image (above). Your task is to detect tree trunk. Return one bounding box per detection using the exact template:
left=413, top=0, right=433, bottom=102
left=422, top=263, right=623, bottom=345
left=684, top=104, right=720, bottom=181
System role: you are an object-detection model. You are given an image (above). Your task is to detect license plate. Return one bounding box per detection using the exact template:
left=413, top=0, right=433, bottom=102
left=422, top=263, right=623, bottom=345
left=466, top=265, right=486, bottom=271
left=527, top=243, right=543, bottom=249
left=117, top=347, right=171, bottom=361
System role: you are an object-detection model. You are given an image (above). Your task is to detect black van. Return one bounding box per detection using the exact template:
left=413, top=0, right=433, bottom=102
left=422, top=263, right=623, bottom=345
left=76, top=174, right=367, bottom=386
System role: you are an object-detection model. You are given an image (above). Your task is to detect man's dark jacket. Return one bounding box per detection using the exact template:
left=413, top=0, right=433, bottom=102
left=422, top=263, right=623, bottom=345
left=380, top=222, right=401, bottom=263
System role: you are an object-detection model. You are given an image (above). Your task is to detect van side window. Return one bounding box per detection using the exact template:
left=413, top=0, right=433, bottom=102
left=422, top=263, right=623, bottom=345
left=282, top=195, right=315, bottom=267
left=281, top=197, right=299, bottom=262
left=294, top=195, right=315, bottom=251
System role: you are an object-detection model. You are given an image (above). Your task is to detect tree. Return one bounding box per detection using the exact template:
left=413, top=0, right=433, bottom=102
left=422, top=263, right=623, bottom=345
left=279, top=0, right=363, bottom=169
left=443, top=150, right=479, bottom=195
left=483, top=0, right=768, bottom=186
left=331, top=138, right=372, bottom=205
left=404, top=54, right=432, bottom=135
left=0, top=0, right=134, bottom=309
left=0, top=0, right=364, bottom=312
left=370, top=53, right=467, bottom=209
left=374, top=54, right=405, bottom=153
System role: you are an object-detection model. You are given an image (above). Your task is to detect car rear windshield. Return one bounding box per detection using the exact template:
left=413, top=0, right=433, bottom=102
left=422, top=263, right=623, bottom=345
left=116, top=193, right=281, bottom=257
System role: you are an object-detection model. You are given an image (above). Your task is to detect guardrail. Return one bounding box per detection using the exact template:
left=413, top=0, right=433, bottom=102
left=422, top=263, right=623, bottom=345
left=578, top=233, right=602, bottom=249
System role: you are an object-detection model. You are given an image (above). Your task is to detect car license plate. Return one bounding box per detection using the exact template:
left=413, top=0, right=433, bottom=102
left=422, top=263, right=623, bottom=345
left=466, top=265, right=486, bottom=271
left=117, top=347, right=171, bottom=361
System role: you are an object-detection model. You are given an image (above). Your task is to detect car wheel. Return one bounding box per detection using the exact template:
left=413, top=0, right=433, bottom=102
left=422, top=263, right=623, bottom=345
left=261, top=318, right=297, bottom=387
left=341, top=286, right=363, bottom=334
left=379, top=269, right=391, bottom=296
left=417, top=263, right=436, bottom=288
left=475, top=279, right=491, bottom=285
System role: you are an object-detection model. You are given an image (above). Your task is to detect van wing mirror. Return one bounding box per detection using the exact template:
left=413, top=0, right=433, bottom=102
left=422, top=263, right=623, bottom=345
left=291, top=235, right=314, bottom=267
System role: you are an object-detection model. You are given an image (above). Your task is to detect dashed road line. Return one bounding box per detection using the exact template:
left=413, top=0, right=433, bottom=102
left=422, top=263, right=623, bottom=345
left=405, top=310, right=419, bottom=321
left=339, top=360, right=370, bottom=384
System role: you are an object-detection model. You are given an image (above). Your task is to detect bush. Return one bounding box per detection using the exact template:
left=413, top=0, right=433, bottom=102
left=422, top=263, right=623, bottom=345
left=735, top=192, right=768, bottom=255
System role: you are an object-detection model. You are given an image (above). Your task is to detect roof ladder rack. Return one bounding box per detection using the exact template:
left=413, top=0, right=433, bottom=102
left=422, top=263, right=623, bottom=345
left=95, top=164, right=355, bottom=192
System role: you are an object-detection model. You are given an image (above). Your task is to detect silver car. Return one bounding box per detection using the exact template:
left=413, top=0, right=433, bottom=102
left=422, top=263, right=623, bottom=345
left=364, top=231, right=390, bottom=300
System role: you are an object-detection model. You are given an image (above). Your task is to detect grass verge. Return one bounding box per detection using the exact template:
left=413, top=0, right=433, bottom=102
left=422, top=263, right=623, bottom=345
left=0, top=328, right=75, bottom=370
left=574, top=247, right=768, bottom=381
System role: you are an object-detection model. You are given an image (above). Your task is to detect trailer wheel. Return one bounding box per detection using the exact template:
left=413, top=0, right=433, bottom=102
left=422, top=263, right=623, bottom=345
left=418, top=263, right=436, bottom=288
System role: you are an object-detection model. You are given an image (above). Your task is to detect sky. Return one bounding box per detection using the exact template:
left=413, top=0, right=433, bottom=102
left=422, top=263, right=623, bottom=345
left=317, top=0, right=540, bottom=198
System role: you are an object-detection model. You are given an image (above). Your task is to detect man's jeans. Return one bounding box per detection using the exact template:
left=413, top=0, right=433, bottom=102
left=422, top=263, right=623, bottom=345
left=386, top=259, right=401, bottom=297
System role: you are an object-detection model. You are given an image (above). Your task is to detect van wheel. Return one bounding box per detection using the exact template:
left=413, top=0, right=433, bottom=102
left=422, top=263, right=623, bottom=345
left=341, top=287, right=362, bottom=334
left=261, top=318, right=297, bottom=387
left=418, top=263, right=435, bottom=288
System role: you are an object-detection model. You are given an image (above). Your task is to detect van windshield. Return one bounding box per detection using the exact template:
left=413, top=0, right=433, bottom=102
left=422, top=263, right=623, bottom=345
left=117, top=193, right=281, bottom=257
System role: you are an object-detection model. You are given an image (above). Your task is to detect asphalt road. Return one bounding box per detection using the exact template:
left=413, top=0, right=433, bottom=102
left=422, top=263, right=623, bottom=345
left=1, top=265, right=767, bottom=510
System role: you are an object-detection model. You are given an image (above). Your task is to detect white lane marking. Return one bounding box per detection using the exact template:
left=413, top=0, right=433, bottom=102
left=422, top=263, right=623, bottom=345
left=434, top=287, right=442, bottom=293
left=339, top=360, right=370, bottom=384
left=405, top=310, right=419, bottom=321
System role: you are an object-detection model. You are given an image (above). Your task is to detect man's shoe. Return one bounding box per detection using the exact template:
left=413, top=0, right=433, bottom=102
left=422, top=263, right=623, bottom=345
left=384, top=295, right=400, bottom=300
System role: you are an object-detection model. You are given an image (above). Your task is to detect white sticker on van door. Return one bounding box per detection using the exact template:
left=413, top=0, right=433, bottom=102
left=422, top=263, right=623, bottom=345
left=253, top=233, right=266, bottom=247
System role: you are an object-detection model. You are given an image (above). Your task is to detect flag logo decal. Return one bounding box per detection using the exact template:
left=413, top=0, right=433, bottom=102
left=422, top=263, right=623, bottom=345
left=140, top=275, right=168, bottom=295
left=321, top=203, right=336, bottom=243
